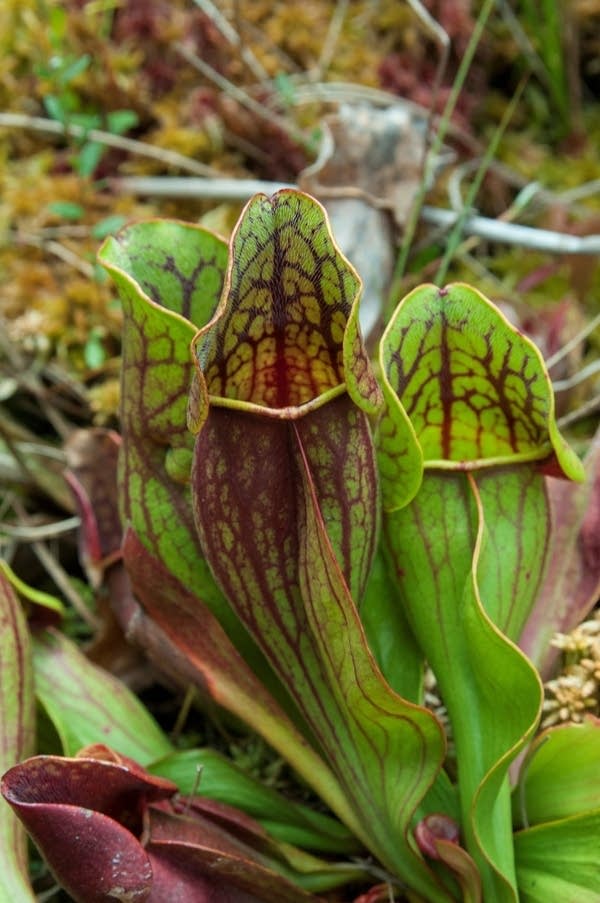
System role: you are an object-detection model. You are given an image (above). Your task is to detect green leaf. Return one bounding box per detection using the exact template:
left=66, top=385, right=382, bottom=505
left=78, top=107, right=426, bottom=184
left=378, top=282, right=584, bottom=502
left=91, top=214, right=128, bottom=240
left=520, top=425, right=600, bottom=676
left=56, top=53, right=91, bottom=85
left=359, top=552, right=463, bottom=833
left=376, top=370, right=423, bottom=511
left=193, top=398, right=449, bottom=899
left=83, top=327, right=106, bottom=368
left=48, top=6, right=67, bottom=45
left=359, top=544, right=424, bottom=700
left=106, top=109, right=139, bottom=135
left=513, top=719, right=600, bottom=828
left=47, top=200, right=85, bottom=221
left=189, top=193, right=449, bottom=899
left=474, top=466, right=550, bottom=641
left=98, top=223, right=249, bottom=645
left=70, top=111, right=101, bottom=132
left=100, top=220, right=308, bottom=740
left=43, top=94, right=67, bottom=123
left=188, top=190, right=382, bottom=431
left=121, top=527, right=345, bottom=819
left=296, top=430, right=450, bottom=898
left=378, top=281, right=586, bottom=898
left=0, top=560, right=65, bottom=615
left=76, top=140, right=104, bottom=177
left=150, top=747, right=360, bottom=854
left=514, top=810, right=600, bottom=902
left=32, top=627, right=173, bottom=763
left=193, top=402, right=383, bottom=839
left=384, top=472, right=542, bottom=901
left=273, top=72, right=297, bottom=106
left=0, top=570, right=36, bottom=902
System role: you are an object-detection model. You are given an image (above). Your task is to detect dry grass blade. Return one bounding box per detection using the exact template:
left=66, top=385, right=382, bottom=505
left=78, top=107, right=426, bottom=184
left=0, top=517, right=80, bottom=541
left=192, top=0, right=269, bottom=82
left=174, top=43, right=312, bottom=151
left=312, top=0, right=350, bottom=81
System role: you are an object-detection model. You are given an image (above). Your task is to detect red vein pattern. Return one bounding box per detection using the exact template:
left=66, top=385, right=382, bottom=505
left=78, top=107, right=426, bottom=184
left=201, top=191, right=362, bottom=412
left=383, top=284, right=553, bottom=464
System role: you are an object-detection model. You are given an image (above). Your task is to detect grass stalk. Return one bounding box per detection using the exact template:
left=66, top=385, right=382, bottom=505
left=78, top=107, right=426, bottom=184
left=386, top=0, right=496, bottom=316
left=434, top=78, right=526, bottom=285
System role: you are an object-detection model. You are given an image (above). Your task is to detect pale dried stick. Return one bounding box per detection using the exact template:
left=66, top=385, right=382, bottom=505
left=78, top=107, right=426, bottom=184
left=0, top=112, right=220, bottom=176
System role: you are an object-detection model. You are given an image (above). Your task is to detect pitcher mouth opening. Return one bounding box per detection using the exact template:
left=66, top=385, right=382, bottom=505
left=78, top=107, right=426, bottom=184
left=207, top=380, right=348, bottom=421
left=201, top=317, right=346, bottom=409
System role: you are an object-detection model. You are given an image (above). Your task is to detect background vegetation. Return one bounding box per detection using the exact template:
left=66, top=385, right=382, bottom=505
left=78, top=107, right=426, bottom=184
left=1, top=2, right=599, bottom=899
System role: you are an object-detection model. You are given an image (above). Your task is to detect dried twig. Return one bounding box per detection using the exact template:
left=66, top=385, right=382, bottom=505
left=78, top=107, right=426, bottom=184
left=0, top=516, right=81, bottom=541
left=111, top=175, right=292, bottom=200
left=111, top=175, right=600, bottom=255
left=31, top=538, right=100, bottom=630
left=420, top=207, right=600, bottom=254
left=546, top=310, right=600, bottom=370
left=16, top=232, right=95, bottom=279
left=558, top=394, right=600, bottom=428
left=553, top=359, right=600, bottom=394
left=9, top=499, right=100, bottom=630
left=0, top=112, right=220, bottom=177
left=0, top=324, right=73, bottom=439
